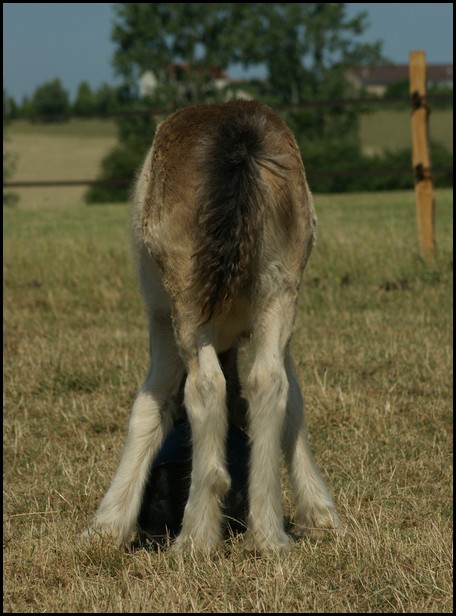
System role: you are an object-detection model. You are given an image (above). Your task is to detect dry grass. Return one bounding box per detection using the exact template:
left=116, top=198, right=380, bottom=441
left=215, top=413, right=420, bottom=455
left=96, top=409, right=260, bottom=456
left=5, top=119, right=117, bottom=208
left=3, top=187, right=453, bottom=613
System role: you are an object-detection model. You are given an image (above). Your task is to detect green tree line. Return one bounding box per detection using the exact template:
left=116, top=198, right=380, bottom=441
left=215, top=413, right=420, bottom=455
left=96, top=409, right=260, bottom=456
left=4, top=79, right=121, bottom=119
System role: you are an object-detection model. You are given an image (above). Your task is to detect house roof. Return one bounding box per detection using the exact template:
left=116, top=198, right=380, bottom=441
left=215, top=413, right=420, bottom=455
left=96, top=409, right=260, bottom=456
left=347, top=64, right=453, bottom=85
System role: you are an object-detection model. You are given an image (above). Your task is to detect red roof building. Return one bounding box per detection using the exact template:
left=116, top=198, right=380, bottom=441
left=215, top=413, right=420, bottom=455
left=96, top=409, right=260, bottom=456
left=346, top=64, right=453, bottom=95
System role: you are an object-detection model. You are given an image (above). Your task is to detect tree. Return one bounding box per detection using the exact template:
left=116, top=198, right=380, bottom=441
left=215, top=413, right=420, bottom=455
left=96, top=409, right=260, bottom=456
left=111, top=4, right=383, bottom=106
left=89, top=3, right=391, bottom=201
left=31, top=78, right=70, bottom=120
left=111, top=4, right=246, bottom=106
left=19, top=95, right=34, bottom=118
left=93, top=82, right=120, bottom=114
left=3, top=92, right=19, bottom=119
left=236, top=5, right=383, bottom=101
left=73, top=81, right=96, bottom=115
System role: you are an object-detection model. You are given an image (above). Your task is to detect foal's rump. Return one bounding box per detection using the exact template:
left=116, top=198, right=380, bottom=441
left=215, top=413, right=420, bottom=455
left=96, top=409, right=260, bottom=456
left=134, top=100, right=316, bottom=332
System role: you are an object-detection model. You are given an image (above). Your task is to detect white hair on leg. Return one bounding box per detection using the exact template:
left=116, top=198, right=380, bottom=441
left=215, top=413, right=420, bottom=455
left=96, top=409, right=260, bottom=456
left=82, top=313, right=184, bottom=545
left=243, top=296, right=296, bottom=551
left=172, top=333, right=231, bottom=552
left=282, top=352, right=340, bottom=536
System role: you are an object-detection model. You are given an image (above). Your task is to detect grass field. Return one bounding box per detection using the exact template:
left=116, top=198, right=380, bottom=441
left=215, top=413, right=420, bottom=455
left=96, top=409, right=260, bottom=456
left=3, top=184, right=453, bottom=612
left=359, top=108, right=453, bottom=156
left=4, top=119, right=118, bottom=209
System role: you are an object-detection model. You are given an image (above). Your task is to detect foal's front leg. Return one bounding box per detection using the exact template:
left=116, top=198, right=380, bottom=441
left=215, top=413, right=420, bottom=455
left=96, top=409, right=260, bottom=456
left=82, top=314, right=184, bottom=546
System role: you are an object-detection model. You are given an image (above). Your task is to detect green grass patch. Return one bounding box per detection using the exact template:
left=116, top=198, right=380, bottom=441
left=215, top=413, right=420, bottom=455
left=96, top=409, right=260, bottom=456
left=9, top=118, right=118, bottom=138
left=360, top=108, right=453, bottom=155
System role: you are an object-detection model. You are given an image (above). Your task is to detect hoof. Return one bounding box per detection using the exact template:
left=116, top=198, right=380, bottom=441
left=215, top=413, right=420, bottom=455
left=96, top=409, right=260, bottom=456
left=242, top=530, right=292, bottom=554
left=78, top=520, right=129, bottom=547
left=293, top=507, right=341, bottom=538
left=171, top=533, right=220, bottom=555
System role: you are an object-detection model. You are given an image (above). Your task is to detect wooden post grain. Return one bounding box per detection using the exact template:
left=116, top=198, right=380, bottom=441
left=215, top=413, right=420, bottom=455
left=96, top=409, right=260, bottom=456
left=409, top=50, right=436, bottom=262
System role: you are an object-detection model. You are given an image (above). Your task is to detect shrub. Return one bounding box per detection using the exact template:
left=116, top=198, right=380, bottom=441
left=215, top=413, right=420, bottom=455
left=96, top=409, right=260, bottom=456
left=85, top=108, right=156, bottom=203
left=30, top=78, right=70, bottom=121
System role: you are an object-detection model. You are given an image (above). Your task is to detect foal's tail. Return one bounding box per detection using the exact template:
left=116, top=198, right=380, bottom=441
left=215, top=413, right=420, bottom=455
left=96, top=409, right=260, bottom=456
left=192, top=104, right=292, bottom=323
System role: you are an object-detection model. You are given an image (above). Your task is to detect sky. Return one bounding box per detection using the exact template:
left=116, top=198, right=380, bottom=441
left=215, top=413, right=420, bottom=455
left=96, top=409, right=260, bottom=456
left=3, top=3, right=453, bottom=103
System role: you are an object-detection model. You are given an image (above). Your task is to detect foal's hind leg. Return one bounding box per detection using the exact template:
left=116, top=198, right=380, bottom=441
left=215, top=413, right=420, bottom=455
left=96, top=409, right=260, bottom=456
left=282, top=352, right=339, bottom=536
left=83, top=313, right=184, bottom=546
left=243, top=295, right=297, bottom=552
left=172, top=329, right=231, bottom=552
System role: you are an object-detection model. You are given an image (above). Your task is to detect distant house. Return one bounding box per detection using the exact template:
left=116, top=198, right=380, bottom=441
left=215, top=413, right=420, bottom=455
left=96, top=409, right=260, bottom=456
left=346, top=64, right=453, bottom=96
left=139, top=71, right=159, bottom=98
left=139, top=63, right=253, bottom=102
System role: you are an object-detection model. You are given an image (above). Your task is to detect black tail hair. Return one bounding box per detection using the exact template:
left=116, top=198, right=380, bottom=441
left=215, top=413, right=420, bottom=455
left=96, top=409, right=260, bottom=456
left=192, top=111, right=267, bottom=323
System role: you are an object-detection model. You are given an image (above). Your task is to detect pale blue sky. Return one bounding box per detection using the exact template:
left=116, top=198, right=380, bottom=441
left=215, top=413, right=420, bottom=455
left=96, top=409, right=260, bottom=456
left=3, top=3, right=453, bottom=102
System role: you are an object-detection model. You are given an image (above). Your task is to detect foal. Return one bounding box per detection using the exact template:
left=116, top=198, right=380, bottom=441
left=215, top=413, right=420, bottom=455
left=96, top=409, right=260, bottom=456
left=83, top=100, right=339, bottom=551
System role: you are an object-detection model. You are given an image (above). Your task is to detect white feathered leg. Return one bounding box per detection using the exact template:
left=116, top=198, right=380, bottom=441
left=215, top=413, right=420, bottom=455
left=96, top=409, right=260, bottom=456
left=83, top=314, right=184, bottom=545
left=282, top=352, right=339, bottom=536
left=243, top=296, right=296, bottom=551
left=173, top=334, right=230, bottom=552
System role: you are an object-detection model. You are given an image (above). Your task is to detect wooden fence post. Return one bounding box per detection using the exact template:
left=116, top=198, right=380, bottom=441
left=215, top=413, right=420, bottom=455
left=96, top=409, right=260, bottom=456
left=409, top=50, right=436, bottom=262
